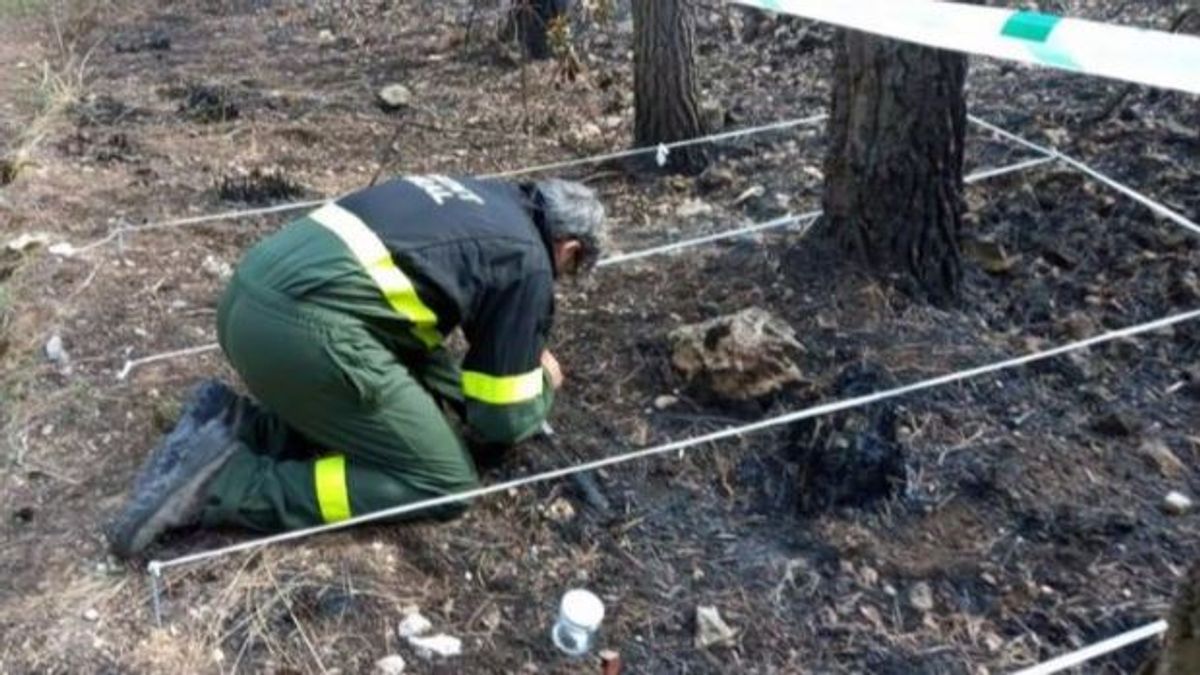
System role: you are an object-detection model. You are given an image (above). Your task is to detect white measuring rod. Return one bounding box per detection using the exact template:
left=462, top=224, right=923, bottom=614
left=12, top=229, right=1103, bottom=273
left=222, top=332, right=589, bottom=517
left=731, top=0, right=1200, bottom=95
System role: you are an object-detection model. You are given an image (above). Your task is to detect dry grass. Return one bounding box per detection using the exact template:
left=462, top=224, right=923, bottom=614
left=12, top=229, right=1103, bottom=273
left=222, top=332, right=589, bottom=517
left=0, top=0, right=106, bottom=186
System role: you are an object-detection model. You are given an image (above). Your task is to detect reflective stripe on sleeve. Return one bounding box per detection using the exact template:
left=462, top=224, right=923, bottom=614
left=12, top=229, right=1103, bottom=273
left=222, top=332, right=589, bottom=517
left=462, top=368, right=544, bottom=405
left=314, top=454, right=352, bottom=523
left=310, top=203, right=442, bottom=349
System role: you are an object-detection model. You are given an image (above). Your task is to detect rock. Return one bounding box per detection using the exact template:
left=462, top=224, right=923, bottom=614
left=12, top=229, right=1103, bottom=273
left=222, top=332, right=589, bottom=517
left=1060, top=311, right=1098, bottom=340
left=201, top=254, right=233, bottom=280
left=398, top=609, right=432, bottom=638
left=565, top=122, right=605, bottom=153
left=697, top=167, right=735, bottom=193
left=908, top=582, right=934, bottom=612
left=676, top=199, right=713, bottom=219
left=317, top=29, right=337, bottom=46
left=1163, top=491, right=1193, bottom=516
left=694, top=605, right=736, bottom=649
left=669, top=307, right=806, bottom=400
left=543, top=497, right=575, bottom=522
left=1140, top=439, right=1186, bottom=479
left=653, top=394, right=678, bottom=410
left=407, top=634, right=462, bottom=659
left=45, top=334, right=70, bottom=366
left=374, top=655, right=406, bottom=675
left=378, top=84, right=414, bottom=110
left=83, top=608, right=99, bottom=622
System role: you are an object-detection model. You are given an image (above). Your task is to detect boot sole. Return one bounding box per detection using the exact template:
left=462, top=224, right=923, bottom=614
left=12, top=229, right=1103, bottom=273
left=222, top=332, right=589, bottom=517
left=109, top=406, right=242, bottom=559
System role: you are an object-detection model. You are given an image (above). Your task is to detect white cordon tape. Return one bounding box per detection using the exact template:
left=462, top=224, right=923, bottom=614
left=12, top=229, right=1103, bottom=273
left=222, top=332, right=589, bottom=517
left=150, top=306, right=1200, bottom=572
left=731, top=0, right=1200, bottom=95
left=1012, top=620, right=1168, bottom=675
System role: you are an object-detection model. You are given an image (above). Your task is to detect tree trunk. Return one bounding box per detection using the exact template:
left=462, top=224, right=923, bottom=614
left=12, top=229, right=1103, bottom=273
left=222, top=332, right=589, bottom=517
left=822, top=30, right=968, bottom=303
left=513, top=0, right=568, bottom=60
left=632, top=0, right=708, bottom=175
left=1150, top=560, right=1200, bottom=674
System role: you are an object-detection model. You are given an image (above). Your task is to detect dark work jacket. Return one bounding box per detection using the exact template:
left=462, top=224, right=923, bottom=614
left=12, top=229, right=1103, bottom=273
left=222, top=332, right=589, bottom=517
left=263, top=175, right=557, bottom=445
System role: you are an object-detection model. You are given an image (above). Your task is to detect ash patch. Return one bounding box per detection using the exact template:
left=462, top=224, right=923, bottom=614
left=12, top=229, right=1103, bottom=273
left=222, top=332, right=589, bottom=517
left=174, top=83, right=242, bottom=123
left=216, top=167, right=310, bottom=205
left=790, top=363, right=910, bottom=515
left=113, top=29, right=172, bottom=54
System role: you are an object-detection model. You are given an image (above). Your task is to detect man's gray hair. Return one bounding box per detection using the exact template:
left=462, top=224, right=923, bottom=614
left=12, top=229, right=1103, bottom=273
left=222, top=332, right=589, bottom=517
left=535, top=178, right=608, bottom=271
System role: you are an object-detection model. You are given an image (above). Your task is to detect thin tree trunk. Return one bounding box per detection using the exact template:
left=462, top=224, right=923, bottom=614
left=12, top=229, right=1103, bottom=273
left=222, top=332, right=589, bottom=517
left=512, top=0, right=568, bottom=60
left=1151, top=560, right=1200, bottom=674
left=822, top=30, right=968, bottom=303
left=632, top=0, right=708, bottom=175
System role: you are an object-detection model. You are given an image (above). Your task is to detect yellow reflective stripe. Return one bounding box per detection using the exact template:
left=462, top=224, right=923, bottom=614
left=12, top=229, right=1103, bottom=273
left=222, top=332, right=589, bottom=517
left=311, top=203, right=442, bottom=349
left=462, top=368, right=544, bottom=405
left=314, top=454, right=352, bottom=523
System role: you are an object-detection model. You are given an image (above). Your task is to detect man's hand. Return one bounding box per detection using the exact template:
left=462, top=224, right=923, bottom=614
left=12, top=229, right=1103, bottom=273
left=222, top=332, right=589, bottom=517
left=541, top=350, right=564, bottom=390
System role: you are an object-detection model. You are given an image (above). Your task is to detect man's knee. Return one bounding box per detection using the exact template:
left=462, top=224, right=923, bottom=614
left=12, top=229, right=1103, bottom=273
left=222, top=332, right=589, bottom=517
left=368, top=470, right=478, bottom=522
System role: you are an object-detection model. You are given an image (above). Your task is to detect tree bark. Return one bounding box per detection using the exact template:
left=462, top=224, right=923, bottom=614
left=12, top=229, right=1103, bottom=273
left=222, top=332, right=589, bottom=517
left=1150, top=560, right=1200, bottom=675
left=822, top=30, right=968, bottom=303
left=512, top=0, right=568, bottom=60
left=632, top=0, right=708, bottom=175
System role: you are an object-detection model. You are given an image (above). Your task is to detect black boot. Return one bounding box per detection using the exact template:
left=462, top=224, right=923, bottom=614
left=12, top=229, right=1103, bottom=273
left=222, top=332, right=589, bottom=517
left=128, top=379, right=239, bottom=496
left=108, top=394, right=242, bottom=559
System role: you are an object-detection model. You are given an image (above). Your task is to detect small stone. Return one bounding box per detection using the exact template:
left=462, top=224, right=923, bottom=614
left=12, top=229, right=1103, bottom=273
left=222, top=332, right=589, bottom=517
left=543, top=497, right=575, bottom=522
left=565, top=122, right=605, bottom=153
left=653, top=395, right=678, bottom=410
left=481, top=606, right=502, bottom=631
left=398, top=610, right=432, bottom=638
left=1140, top=439, right=1186, bottom=479
left=860, top=566, right=879, bottom=587
left=201, top=255, right=232, bottom=280
left=378, top=84, right=414, bottom=110
left=83, top=608, right=99, bottom=622
left=908, top=582, right=934, bottom=612
left=317, top=29, right=337, bottom=46
left=1061, top=312, right=1098, bottom=340
left=407, top=634, right=462, bottom=659
left=1163, top=491, right=1193, bottom=515
left=694, top=605, right=736, bottom=649
left=697, top=167, right=735, bottom=193
left=45, top=334, right=70, bottom=365
left=374, top=655, right=406, bottom=675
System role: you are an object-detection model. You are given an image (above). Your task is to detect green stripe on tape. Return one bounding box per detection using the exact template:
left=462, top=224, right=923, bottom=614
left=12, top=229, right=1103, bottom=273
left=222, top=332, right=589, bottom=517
left=1001, top=11, right=1061, bottom=43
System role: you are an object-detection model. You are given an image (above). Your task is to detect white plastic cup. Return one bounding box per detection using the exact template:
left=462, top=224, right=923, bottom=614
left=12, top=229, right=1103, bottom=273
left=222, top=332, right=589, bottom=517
left=551, top=589, right=605, bottom=657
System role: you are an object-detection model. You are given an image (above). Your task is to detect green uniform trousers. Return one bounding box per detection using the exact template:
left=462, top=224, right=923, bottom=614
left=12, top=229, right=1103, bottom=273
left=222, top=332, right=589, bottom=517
left=200, top=271, right=480, bottom=532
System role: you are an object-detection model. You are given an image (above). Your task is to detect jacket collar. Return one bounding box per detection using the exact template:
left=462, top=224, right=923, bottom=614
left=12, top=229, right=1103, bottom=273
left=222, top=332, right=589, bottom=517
left=521, top=182, right=559, bottom=278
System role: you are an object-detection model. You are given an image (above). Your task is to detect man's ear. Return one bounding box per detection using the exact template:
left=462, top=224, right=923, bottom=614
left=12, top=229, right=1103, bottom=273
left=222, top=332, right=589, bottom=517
left=555, top=239, right=583, bottom=271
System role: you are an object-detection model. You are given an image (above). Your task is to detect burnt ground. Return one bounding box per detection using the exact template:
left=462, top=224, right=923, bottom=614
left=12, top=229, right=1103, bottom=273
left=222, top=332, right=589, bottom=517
left=1, top=0, right=1199, bottom=673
